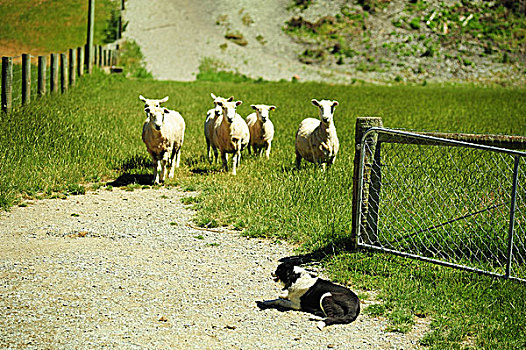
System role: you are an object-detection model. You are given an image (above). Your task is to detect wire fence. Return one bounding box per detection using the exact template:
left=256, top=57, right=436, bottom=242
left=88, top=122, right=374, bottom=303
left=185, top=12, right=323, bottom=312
left=355, top=127, right=526, bottom=282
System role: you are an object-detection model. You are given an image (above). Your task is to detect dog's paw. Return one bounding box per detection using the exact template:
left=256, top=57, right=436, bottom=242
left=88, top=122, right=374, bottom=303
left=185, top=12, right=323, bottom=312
left=256, top=300, right=272, bottom=310
left=316, top=321, right=326, bottom=330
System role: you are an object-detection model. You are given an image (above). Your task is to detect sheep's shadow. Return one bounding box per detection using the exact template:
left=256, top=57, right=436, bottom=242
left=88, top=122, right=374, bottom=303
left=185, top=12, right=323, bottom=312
left=107, top=173, right=153, bottom=187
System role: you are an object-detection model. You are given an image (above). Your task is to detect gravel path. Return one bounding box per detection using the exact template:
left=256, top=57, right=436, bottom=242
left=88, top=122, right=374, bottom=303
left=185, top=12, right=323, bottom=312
left=1, top=187, right=428, bottom=349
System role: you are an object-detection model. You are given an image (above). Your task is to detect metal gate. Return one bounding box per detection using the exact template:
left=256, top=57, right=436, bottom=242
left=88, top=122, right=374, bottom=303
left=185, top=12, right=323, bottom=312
left=355, top=128, right=526, bottom=282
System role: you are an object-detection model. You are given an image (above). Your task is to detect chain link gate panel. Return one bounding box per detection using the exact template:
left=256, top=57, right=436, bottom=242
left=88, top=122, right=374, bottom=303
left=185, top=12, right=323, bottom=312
left=355, top=128, right=526, bottom=282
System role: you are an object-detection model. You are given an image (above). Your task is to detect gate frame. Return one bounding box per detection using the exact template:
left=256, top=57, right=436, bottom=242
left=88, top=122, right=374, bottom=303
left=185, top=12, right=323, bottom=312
left=351, top=122, right=526, bottom=282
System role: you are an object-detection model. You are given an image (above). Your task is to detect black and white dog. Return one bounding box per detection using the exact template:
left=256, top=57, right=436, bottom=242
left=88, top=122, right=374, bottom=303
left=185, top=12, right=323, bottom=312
left=258, top=262, right=360, bottom=330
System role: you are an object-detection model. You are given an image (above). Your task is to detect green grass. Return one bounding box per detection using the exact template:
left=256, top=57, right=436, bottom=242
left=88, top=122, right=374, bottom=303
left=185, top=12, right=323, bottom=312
left=0, top=0, right=117, bottom=55
left=1, top=73, right=526, bottom=348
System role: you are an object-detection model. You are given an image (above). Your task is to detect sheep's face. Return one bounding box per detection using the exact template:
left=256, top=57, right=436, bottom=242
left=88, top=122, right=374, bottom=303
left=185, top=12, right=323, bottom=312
left=139, top=95, right=169, bottom=110
left=312, top=99, right=338, bottom=124
left=251, top=104, right=276, bottom=123
left=218, top=100, right=242, bottom=123
left=145, top=106, right=169, bottom=131
left=211, top=93, right=234, bottom=117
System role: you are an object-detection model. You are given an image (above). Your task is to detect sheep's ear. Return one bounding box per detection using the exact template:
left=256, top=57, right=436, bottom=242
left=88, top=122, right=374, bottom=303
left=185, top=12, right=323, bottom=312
left=311, top=99, right=320, bottom=107
left=236, top=101, right=243, bottom=107
left=211, top=93, right=217, bottom=99
left=139, top=95, right=146, bottom=102
left=160, top=96, right=169, bottom=103
left=332, top=101, right=339, bottom=107
left=251, top=105, right=257, bottom=110
left=269, top=105, right=276, bottom=111
left=227, top=96, right=234, bottom=102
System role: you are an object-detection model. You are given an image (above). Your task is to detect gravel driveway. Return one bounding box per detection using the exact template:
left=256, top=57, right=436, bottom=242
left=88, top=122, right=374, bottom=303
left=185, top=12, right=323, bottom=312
left=1, top=187, right=428, bottom=349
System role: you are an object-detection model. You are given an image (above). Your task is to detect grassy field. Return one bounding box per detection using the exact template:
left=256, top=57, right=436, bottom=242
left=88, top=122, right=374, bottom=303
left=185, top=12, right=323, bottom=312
left=1, top=71, right=526, bottom=348
left=0, top=0, right=117, bottom=56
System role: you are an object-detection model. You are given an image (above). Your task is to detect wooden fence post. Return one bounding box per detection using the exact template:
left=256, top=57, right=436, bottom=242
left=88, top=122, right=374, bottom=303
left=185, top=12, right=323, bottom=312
left=351, top=117, right=383, bottom=249
left=1, top=57, right=13, bottom=113
left=69, top=48, right=76, bottom=87
left=38, top=56, right=46, bottom=96
left=50, top=53, right=58, bottom=94
left=60, top=53, right=68, bottom=93
left=98, top=46, right=103, bottom=67
left=86, top=0, right=95, bottom=74
left=77, top=46, right=84, bottom=76
left=22, top=53, right=31, bottom=106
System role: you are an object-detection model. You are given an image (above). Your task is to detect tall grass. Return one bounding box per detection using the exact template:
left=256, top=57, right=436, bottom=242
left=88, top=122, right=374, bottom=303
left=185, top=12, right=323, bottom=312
left=1, top=73, right=525, bottom=348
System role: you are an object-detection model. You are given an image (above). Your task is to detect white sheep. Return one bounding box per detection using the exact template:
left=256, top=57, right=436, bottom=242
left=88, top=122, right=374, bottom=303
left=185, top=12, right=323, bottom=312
left=142, top=105, right=186, bottom=184
left=295, top=99, right=339, bottom=170
left=139, top=95, right=168, bottom=109
left=246, top=104, right=276, bottom=159
left=205, top=93, right=233, bottom=163
left=212, top=99, right=250, bottom=175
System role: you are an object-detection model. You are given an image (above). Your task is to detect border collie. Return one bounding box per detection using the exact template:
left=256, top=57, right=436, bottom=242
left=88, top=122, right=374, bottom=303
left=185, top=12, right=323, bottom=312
left=258, top=262, right=360, bottom=330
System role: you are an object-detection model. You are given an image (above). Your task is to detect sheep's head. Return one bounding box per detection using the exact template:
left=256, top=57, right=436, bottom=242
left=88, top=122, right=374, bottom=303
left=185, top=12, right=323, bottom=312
left=312, top=99, right=338, bottom=124
left=217, top=100, right=242, bottom=123
left=211, top=93, right=234, bottom=117
left=251, top=104, right=276, bottom=123
left=145, top=106, right=169, bottom=131
left=139, top=95, right=169, bottom=110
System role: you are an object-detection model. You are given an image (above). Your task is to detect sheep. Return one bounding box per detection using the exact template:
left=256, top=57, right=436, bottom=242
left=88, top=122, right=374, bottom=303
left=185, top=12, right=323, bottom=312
left=139, top=95, right=169, bottom=109
left=295, top=99, right=339, bottom=170
left=246, top=104, right=276, bottom=159
left=205, top=93, right=233, bottom=163
left=212, top=99, right=250, bottom=175
left=142, top=105, right=186, bottom=184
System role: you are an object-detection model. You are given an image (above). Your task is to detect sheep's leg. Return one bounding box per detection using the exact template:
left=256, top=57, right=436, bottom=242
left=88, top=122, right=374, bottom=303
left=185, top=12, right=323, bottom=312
left=320, top=163, right=327, bottom=172
left=248, top=144, right=252, bottom=155
left=153, top=160, right=162, bottom=184
left=175, top=149, right=181, bottom=168
left=168, top=153, right=176, bottom=179
left=295, top=152, right=302, bottom=169
left=160, top=159, right=168, bottom=183
left=265, top=142, right=271, bottom=160
left=213, top=146, right=218, bottom=164
left=221, top=151, right=228, bottom=172
left=206, top=140, right=212, bottom=163
left=232, top=151, right=239, bottom=175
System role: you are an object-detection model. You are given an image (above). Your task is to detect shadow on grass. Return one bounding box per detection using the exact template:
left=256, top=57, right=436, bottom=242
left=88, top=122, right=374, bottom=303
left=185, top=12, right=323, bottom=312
left=107, top=173, right=152, bottom=187
left=279, top=237, right=356, bottom=266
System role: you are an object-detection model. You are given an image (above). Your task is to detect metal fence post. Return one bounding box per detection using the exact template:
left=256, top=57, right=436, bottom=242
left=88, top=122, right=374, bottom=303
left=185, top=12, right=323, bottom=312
left=351, top=117, right=383, bottom=249
left=22, top=53, right=31, bottom=106
left=38, top=56, right=46, bottom=96
left=50, top=53, right=58, bottom=94
left=505, top=156, right=520, bottom=278
left=1, top=56, right=13, bottom=113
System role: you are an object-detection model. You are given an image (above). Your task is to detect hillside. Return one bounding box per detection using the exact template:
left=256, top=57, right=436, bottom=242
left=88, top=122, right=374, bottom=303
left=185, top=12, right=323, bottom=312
left=124, top=0, right=526, bottom=85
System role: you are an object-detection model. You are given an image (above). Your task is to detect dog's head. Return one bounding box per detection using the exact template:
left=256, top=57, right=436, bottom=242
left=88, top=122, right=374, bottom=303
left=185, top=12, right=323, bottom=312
left=272, top=262, right=305, bottom=289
